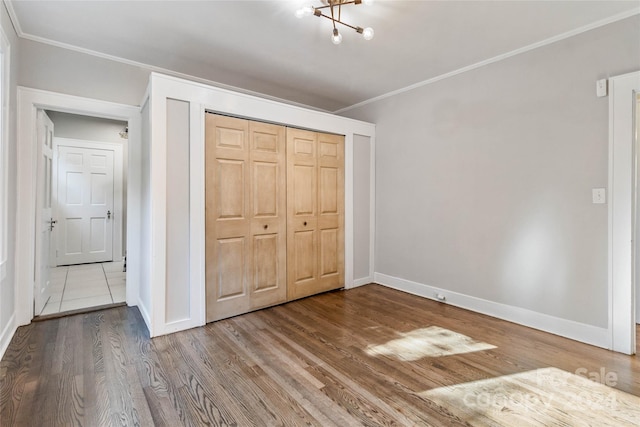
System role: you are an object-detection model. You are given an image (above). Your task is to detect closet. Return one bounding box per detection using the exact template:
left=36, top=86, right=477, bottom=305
left=205, top=113, right=344, bottom=322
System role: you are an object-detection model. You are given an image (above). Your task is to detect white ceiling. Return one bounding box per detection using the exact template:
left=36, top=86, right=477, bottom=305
left=7, top=0, right=640, bottom=112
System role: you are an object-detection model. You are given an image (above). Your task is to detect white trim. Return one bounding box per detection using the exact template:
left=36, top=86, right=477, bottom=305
left=137, top=296, right=152, bottom=335
left=352, top=277, right=372, bottom=287
left=149, top=82, right=168, bottom=337
left=53, top=137, right=125, bottom=263
left=609, top=71, right=640, bottom=355
left=0, top=312, right=16, bottom=361
left=190, top=102, right=206, bottom=331
left=374, top=273, right=611, bottom=349
left=0, top=13, right=10, bottom=306
left=16, top=87, right=141, bottom=327
left=335, top=8, right=640, bottom=114
left=3, top=1, right=23, bottom=37
left=344, top=133, right=354, bottom=289
left=146, top=73, right=375, bottom=336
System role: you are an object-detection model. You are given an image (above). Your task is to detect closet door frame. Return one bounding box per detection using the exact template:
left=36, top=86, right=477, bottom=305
left=145, top=73, right=375, bottom=337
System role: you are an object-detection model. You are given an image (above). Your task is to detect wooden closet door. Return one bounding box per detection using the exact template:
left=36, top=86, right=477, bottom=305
left=206, top=114, right=287, bottom=322
left=206, top=114, right=251, bottom=322
left=287, top=128, right=344, bottom=300
left=317, top=132, right=345, bottom=292
left=249, top=121, right=287, bottom=309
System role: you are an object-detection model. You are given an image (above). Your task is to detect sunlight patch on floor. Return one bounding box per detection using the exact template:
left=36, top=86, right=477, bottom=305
left=365, top=326, right=496, bottom=361
left=419, top=367, right=640, bottom=427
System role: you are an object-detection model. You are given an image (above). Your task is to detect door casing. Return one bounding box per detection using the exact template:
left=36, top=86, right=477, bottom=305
left=15, top=87, right=141, bottom=325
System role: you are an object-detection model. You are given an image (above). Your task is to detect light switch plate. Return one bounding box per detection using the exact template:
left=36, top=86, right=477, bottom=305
left=596, top=79, right=608, bottom=97
left=592, top=188, right=606, bottom=204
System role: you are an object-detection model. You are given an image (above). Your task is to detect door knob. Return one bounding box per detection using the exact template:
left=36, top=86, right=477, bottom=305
left=303, top=221, right=307, bottom=226
left=107, top=210, right=111, bottom=219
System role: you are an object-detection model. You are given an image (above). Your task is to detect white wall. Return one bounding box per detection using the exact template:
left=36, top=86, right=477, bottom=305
left=342, top=16, right=640, bottom=335
left=0, top=1, right=21, bottom=360
left=47, top=111, right=129, bottom=254
left=47, top=111, right=128, bottom=143
left=18, top=38, right=149, bottom=106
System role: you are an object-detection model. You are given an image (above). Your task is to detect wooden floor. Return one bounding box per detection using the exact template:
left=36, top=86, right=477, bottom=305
left=1, top=284, right=639, bottom=426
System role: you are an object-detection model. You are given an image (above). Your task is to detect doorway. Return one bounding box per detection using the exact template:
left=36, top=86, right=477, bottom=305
left=15, top=87, right=140, bottom=327
left=36, top=110, right=128, bottom=317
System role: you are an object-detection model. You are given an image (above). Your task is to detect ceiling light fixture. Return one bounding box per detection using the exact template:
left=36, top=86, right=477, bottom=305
left=296, top=0, right=374, bottom=45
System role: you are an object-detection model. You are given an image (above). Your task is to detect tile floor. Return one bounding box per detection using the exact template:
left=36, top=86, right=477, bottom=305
left=39, top=261, right=126, bottom=316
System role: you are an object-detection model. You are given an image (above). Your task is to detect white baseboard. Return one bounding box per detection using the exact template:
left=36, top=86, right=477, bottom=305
left=137, top=299, right=152, bottom=337
left=374, top=272, right=612, bottom=350
left=351, top=277, right=373, bottom=288
left=0, top=313, right=17, bottom=361
left=154, top=318, right=204, bottom=338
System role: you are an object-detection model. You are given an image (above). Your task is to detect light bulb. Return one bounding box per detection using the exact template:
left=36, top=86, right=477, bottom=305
left=302, top=5, right=314, bottom=16
left=362, top=27, right=374, bottom=40
left=331, top=29, right=343, bottom=45
left=363, top=0, right=373, bottom=5
left=295, top=8, right=305, bottom=18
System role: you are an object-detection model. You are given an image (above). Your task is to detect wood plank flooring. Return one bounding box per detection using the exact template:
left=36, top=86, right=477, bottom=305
left=1, top=284, right=639, bottom=426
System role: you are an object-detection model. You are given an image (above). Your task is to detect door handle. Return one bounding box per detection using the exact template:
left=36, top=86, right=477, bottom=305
left=107, top=210, right=111, bottom=220
left=49, top=218, right=57, bottom=231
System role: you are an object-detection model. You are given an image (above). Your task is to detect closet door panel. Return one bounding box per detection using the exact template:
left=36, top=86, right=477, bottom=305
left=249, top=121, right=287, bottom=309
left=292, top=229, right=317, bottom=282
left=287, top=128, right=319, bottom=300
left=253, top=162, right=278, bottom=217
left=293, top=165, right=316, bottom=216
left=206, top=114, right=251, bottom=322
left=317, top=133, right=345, bottom=292
left=287, top=129, right=344, bottom=300
left=211, top=236, right=251, bottom=320
left=253, top=234, right=278, bottom=291
left=320, top=229, right=339, bottom=277
left=319, top=166, right=338, bottom=215
left=216, top=159, right=245, bottom=219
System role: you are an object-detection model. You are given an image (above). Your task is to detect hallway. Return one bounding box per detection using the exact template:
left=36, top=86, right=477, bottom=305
left=39, top=261, right=126, bottom=316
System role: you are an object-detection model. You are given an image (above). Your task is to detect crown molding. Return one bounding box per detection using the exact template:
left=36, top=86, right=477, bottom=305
left=334, top=7, right=640, bottom=114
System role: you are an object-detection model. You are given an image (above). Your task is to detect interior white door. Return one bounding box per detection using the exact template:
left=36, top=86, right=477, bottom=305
left=56, top=145, right=114, bottom=265
left=34, top=110, right=55, bottom=315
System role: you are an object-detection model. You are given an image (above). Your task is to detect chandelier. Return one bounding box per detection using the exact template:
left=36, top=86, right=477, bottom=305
left=296, top=0, right=374, bottom=45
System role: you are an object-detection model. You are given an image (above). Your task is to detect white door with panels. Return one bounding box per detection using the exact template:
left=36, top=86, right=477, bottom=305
left=56, top=145, right=114, bottom=265
left=34, top=110, right=55, bottom=315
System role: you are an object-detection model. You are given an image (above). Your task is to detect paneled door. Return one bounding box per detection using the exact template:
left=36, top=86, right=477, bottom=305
left=287, top=128, right=344, bottom=300
left=34, top=110, right=55, bottom=315
left=56, top=145, right=114, bottom=265
left=205, top=114, right=287, bottom=322
left=317, top=132, right=345, bottom=293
